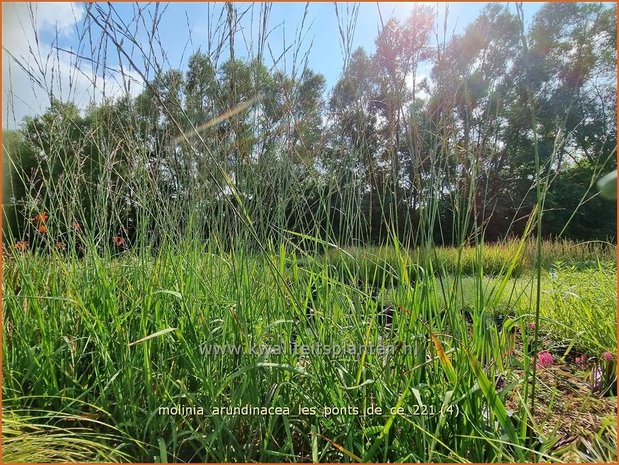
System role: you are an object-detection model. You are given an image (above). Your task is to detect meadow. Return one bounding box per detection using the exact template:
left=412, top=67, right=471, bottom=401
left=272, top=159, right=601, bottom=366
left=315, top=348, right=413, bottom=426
left=2, top=2, right=617, bottom=463
left=2, top=239, right=616, bottom=462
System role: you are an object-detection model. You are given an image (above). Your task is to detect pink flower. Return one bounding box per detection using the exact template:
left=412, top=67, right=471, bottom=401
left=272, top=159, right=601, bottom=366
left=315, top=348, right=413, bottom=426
left=602, top=351, right=615, bottom=361
left=575, top=354, right=588, bottom=367
left=527, top=322, right=536, bottom=332
left=537, top=351, right=554, bottom=368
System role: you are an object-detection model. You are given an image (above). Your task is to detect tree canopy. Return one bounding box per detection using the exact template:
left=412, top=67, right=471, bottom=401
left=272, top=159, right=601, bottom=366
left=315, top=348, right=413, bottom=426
left=3, top=3, right=616, bottom=250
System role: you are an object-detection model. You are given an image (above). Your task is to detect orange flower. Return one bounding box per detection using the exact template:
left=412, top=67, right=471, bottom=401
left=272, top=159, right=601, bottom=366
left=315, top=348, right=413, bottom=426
left=37, top=224, right=48, bottom=234
left=33, top=212, right=49, bottom=223
left=112, top=236, right=125, bottom=247
left=72, top=222, right=81, bottom=231
left=55, top=241, right=66, bottom=250
left=14, top=241, right=29, bottom=252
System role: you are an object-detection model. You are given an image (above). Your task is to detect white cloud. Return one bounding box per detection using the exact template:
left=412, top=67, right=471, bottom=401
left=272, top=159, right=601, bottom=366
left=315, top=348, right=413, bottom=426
left=2, top=2, right=144, bottom=129
left=35, top=2, right=84, bottom=37
left=405, top=71, right=429, bottom=100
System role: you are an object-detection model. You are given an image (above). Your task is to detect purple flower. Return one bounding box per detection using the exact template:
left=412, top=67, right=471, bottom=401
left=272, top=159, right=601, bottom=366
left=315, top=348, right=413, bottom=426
left=537, top=351, right=554, bottom=368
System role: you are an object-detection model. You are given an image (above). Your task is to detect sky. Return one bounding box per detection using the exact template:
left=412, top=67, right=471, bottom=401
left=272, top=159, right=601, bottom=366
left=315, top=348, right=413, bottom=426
left=2, top=2, right=545, bottom=130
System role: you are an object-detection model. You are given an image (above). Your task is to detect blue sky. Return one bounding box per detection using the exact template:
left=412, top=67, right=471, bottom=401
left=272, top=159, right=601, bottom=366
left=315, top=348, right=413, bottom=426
left=104, top=2, right=543, bottom=87
left=3, top=2, right=545, bottom=129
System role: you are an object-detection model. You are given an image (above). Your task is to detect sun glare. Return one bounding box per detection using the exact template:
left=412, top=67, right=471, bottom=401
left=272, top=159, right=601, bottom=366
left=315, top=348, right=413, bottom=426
left=380, top=2, right=438, bottom=20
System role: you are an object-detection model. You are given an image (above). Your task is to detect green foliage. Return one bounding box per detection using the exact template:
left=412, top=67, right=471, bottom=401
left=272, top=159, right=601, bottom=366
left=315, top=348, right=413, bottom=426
left=323, top=239, right=615, bottom=282
left=2, top=130, right=37, bottom=240
left=3, top=3, right=617, bottom=463
left=2, top=408, right=132, bottom=462
left=4, top=241, right=614, bottom=462
left=574, top=419, right=618, bottom=462
left=536, top=262, right=617, bottom=354
left=4, top=3, right=617, bottom=247
left=322, top=246, right=418, bottom=289
left=598, top=170, right=617, bottom=200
